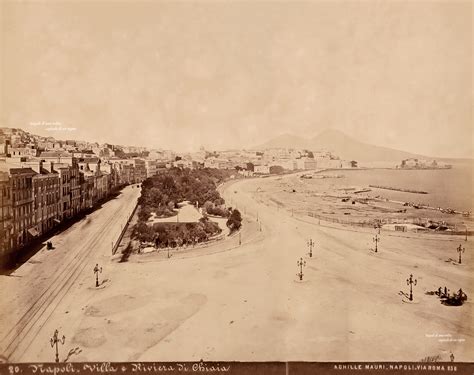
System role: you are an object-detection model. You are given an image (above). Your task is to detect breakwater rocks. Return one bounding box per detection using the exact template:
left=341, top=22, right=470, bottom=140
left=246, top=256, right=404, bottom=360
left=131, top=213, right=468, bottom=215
left=369, top=185, right=428, bottom=194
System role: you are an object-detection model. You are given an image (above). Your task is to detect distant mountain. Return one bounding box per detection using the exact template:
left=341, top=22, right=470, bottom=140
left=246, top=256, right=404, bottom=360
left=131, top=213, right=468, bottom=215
left=310, top=129, right=426, bottom=162
left=254, top=133, right=311, bottom=150
left=254, top=129, right=428, bottom=163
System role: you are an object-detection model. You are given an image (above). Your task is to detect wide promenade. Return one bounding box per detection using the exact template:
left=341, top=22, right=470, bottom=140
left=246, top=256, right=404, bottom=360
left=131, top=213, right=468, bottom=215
left=1, top=176, right=472, bottom=362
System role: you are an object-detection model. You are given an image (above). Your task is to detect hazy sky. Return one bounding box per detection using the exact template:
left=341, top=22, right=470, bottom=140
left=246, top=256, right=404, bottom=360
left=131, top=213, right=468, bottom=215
left=1, top=1, right=472, bottom=157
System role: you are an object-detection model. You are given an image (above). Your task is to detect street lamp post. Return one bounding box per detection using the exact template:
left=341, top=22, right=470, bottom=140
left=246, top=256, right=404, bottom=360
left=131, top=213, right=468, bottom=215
left=406, top=274, right=417, bottom=301
left=239, top=232, right=241, bottom=246
left=50, top=329, right=65, bottom=363
left=373, top=234, right=380, bottom=253
left=457, top=244, right=465, bottom=264
left=297, top=257, right=306, bottom=281
left=259, top=222, right=262, bottom=232
left=93, top=264, right=102, bottom=287
left=307, top=239, right=315, bottom=258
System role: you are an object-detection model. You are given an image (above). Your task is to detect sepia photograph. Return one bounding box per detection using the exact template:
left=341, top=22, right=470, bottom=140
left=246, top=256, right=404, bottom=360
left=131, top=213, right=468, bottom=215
left=0, top=0, right=472, bottom=373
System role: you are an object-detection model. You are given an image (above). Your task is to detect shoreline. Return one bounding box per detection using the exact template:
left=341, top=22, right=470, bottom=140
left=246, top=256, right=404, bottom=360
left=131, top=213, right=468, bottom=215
left=369, top=184, right=428, bottom=194
left=310, top=167, right=472, bottom=214
left=251, top=171, right=473, bottom=235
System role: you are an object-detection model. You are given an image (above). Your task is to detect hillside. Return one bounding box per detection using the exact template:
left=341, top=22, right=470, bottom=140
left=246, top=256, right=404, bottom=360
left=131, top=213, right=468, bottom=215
left=254, top=133, right=311, bottom=150
left=255, top=129, right=429, bottom=163
left=310, top=129, right=426, bottom=162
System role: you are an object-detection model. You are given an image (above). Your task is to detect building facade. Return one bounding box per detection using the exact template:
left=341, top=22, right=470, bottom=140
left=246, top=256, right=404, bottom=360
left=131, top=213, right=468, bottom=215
left=10, top=168, right=36, bottom=250
left=0, top=172, right=12, bottom=263
left=33, top=167, right=60, bottom=236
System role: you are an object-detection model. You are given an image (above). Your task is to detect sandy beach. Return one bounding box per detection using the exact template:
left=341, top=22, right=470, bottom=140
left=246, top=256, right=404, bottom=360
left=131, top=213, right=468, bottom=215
left=254, top=168, right=474, bottom=234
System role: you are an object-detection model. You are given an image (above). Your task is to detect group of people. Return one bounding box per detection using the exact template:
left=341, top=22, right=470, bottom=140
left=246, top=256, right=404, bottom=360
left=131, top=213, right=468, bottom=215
left=435, top=287, right=467, bottom=305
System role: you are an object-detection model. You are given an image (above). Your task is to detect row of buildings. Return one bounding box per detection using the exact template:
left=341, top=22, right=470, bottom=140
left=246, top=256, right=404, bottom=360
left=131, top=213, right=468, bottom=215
left=0, top=127, right=358, bottom=266
left=0, top=150, right=152, bottom=267
left=397, top=158, right=452, bottom=169
left=180, top=148, right=356, bottom=174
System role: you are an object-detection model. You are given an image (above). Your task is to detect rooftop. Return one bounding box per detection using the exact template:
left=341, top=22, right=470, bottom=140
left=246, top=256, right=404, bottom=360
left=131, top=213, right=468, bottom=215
left=8, top=167, right=37, bottom=175
left=40, top=151, right=72, bottom=157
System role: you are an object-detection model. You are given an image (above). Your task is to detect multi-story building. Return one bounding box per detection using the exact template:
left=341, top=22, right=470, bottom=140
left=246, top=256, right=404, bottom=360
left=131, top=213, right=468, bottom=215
left=296, top=158, right=318, bottom=170
left=204, top=157, right=234, bottom=169
left=32, top=164, right=61, bottom=236
left=0, top=171, right=13, bottom=264
left=78, top=158, right=110, bottom=205
left=79, top=172, right=94, bottom=211
left=8, top=146, right=39, bottom=158
left=133, top=158, right=147, bottom=182
left=173, top=159, right=194, bottom=169
left=95, top=171, right=110, bottom=202
left=271, top=160, right=297, bottom=171
left=144, top=159, right=157, bottom=178
left=0, top=132, right=159, bottom=265
left=69, top=161, right=81, bottom=217
left=40, top=151, right=75, bottom=166
left=101, top=161, right=121, bottom=191
left=54, top=164, right=71, bottom=220
left=10, top=168, right=36, bottom=250
left=110, top=159, right=136, bottom=185
left=254, top=164, right=270, bottom=174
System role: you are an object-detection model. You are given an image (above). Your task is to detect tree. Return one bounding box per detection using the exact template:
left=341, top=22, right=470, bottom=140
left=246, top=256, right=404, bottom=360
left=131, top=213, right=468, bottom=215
left=226, top=209, right=242, bottom=232
left=135, top=168, right=235, bottom=227
left=132, top=222, right=155, bottom=243
left=214, top=197, right=225, bottom=206
left=269, top=165, right=284, bottom=174
left=163, top=175, right=176, bottom=193
left=203, top=201, right=214, bottom=214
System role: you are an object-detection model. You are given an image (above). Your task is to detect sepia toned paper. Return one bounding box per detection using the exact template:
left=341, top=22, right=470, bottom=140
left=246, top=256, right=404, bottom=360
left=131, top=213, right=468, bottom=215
left=0, top=0, right=472, bottom=372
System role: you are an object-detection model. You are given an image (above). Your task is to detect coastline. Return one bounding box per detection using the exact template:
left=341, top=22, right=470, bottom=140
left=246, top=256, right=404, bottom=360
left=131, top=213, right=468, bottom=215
left=251, top=169, right=474, bottom=235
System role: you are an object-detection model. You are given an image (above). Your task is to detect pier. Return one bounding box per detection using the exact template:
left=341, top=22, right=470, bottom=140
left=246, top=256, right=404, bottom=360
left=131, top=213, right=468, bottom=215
left=369, top=185, right=428, bottom=194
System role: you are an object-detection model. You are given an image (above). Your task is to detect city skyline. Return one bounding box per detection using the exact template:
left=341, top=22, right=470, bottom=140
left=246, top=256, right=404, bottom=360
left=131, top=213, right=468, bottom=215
left=0, top=1, right=472, bottom=366
left=2, top=125, right=472, bottom=163
left=1, top=1, right=472, bottom=158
